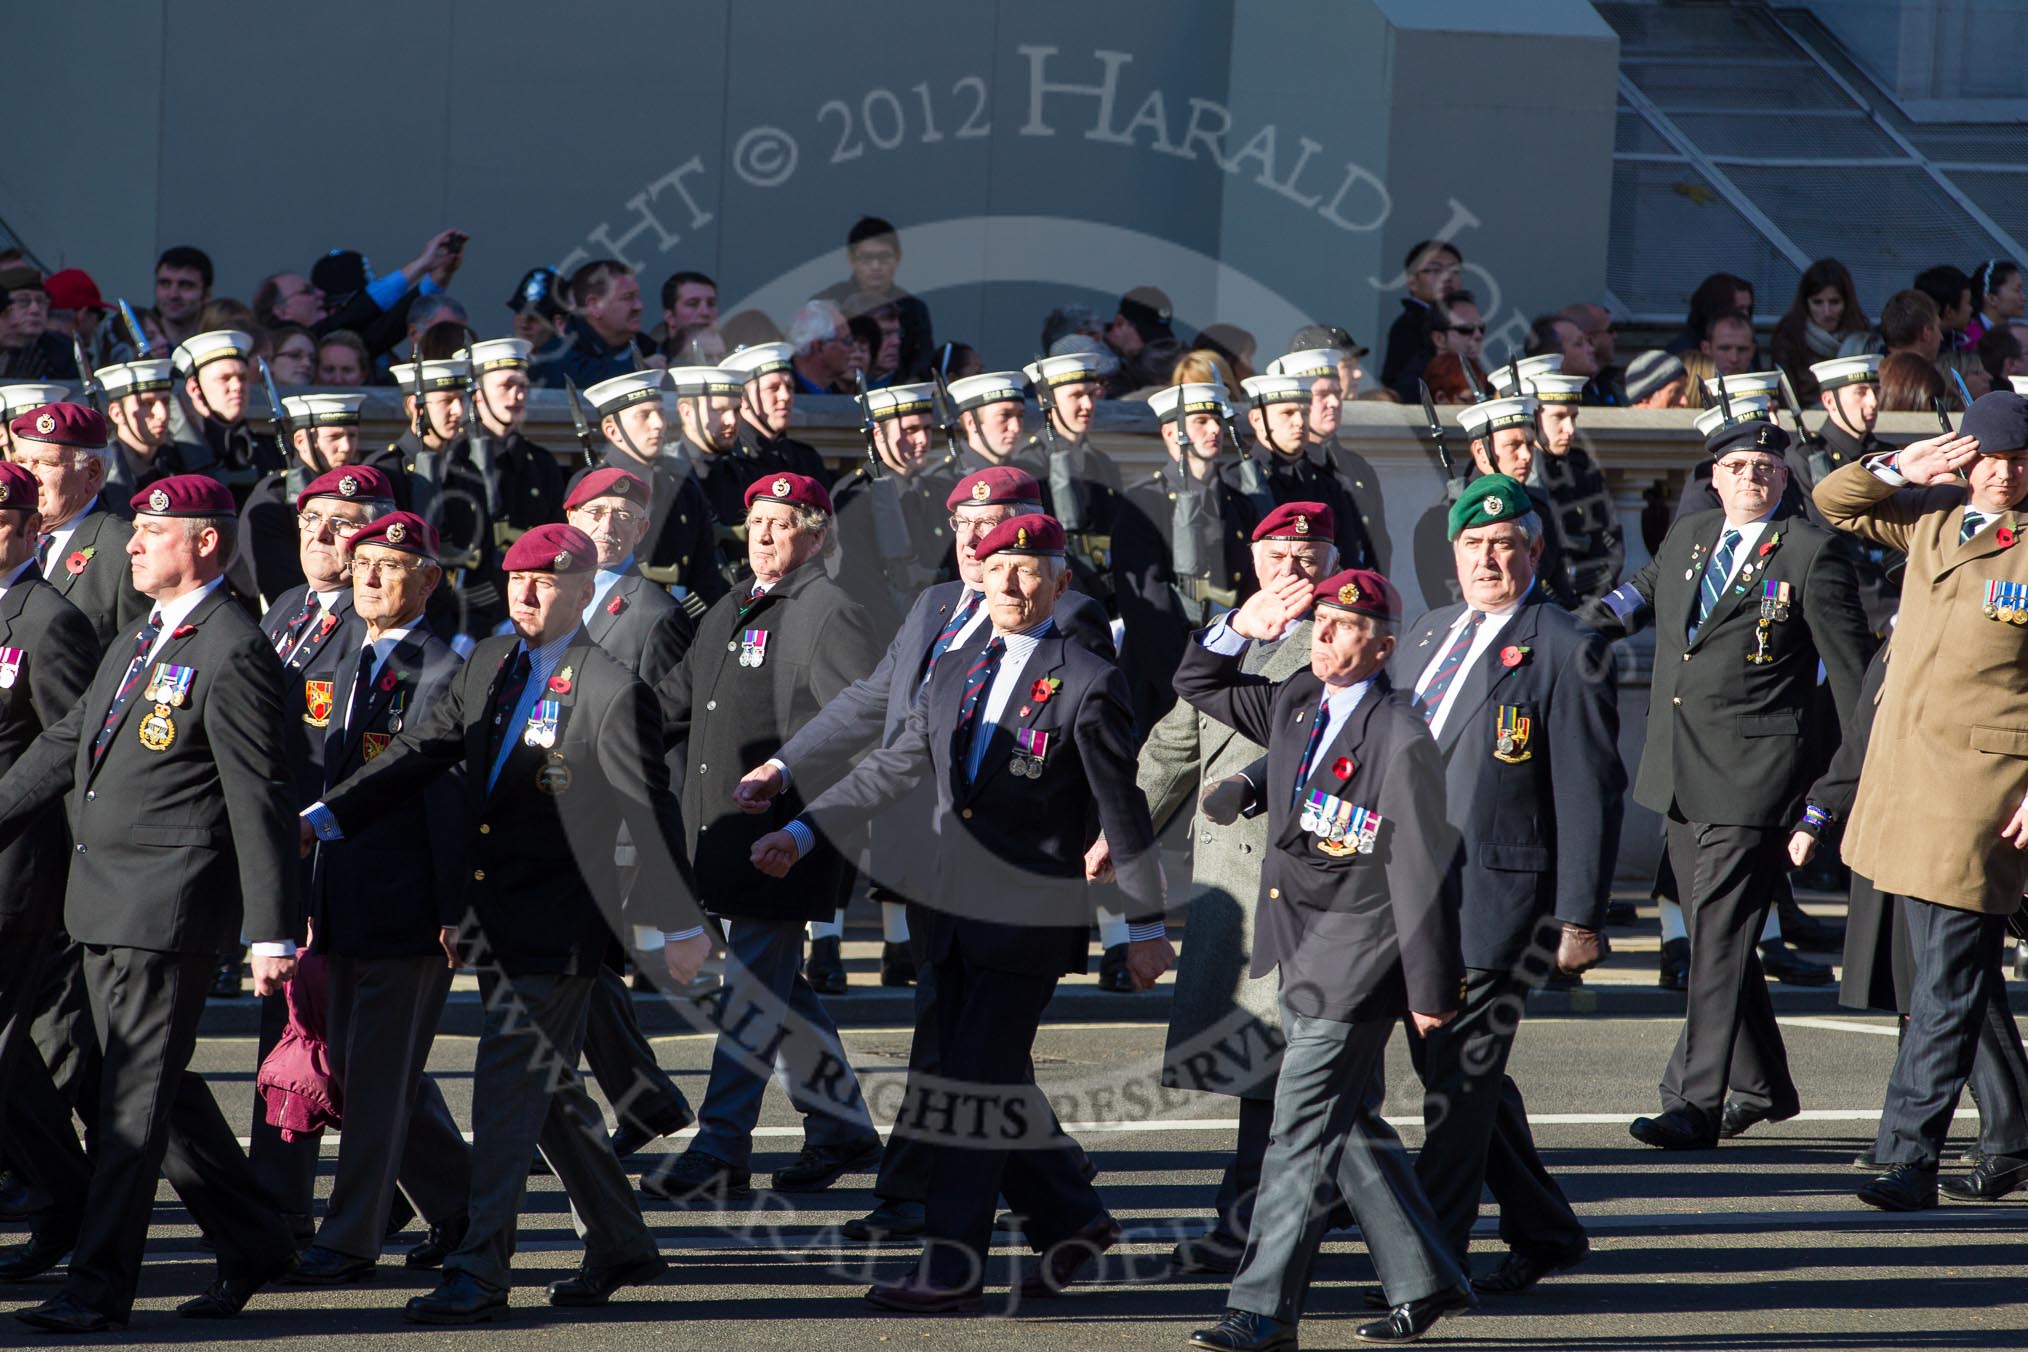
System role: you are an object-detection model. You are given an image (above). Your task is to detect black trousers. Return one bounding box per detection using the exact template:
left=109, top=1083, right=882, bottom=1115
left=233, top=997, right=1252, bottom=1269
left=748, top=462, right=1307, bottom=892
left=67, top=946, right=295, bottom=1320
left=1661, top=817, right=1797, bottom=1130
left=1408, top=968, right=1585, bottom=1264
left=1876, top=899, right=2028, bottom=1167
left=871, top=929, right=942, bottom=1203
left=581, top=964, right=693, bottom=1137
left=917, top=954, right=1102, bottom=1291
left=0, top=929, right=90, bottom=1239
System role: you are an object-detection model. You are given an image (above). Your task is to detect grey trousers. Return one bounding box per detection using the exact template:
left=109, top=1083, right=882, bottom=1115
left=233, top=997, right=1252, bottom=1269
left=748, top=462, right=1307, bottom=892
left=1228, top=1008, right=1462, bottom=1324
left=447, top=970, right=658, bottom=1291
left=318, top=954, right=472, bottom=1259
left=581, top=963, right=694, bottom=1137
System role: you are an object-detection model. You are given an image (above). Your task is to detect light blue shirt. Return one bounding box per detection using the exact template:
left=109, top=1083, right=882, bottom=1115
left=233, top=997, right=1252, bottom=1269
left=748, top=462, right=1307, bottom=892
left=583, top=557, right=634, bottom=626
left=486, top=628, right=579, bottom=793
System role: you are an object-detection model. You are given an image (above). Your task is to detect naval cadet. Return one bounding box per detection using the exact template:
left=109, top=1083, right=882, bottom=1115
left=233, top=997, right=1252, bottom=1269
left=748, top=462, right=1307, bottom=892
left=372, top=351, right=503, bottom=639
left=1022, top=350, right=1123, bottom=611
left=1265, top=345, right=1388, bottom=571
left=237, top=392, right=370, bottom=607
left=830, top=381, right=960, bottom=636
left=170, top=329, right=274, bottom=504
left=573, top=369, right=725, bottom=611
left=459, top=337, right=567, bottom=552
left=669, top=363, right=763, bottom=578
left=946, top=370, right=1048, bottom=482
left=96, top=357, right=196, bottom=503
left=1239, top=373, right=1372, bottom=575
left=723, top=341, right=828, bottom=481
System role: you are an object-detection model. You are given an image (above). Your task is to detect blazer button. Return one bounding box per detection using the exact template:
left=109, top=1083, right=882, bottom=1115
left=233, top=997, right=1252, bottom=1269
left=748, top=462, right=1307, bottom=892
left=84, top=790, right=95, bottom=801
left=727, top=641, right=737, bottom=652
left=699, top=764, right=707, bottom=773
left=75, top=843, right=86, bottom=853
left=706, top=700, right=717, bottom=710
left=1268, top=886, right=1279, bottom=899
left=473, top=868, right=486, bottom=881
left=962, top=808, right=974, bottom=819
left=1681, top=652, right=1691, bottom=662
left=478, top=824, right=490, bottom=835
left=1672, top=696, right=1682, bottom=705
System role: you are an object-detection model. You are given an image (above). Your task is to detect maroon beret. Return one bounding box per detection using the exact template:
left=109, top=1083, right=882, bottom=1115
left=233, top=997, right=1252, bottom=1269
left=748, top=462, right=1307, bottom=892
left=1313, top=568, right=1401, bottom=622
left=10, top=402, right=108, bottom=450
left=947, top=465, right=1042, bottom=511
left=297, top=464, right=396, bottom=512
left=345, top=510, right=439, bottom=561
left=975, top=512, right=1066, bottom=560
left=1253, top=500, right=1333, bottom=544
left=502, top=521, right=597, bottom=574
left=133, top=473, right=236, bottom=518
left=0, top=462, right=37, bottom=511
left=743, top=471, right=832, bottom=516
left=563, top=467, right=650, bottom=513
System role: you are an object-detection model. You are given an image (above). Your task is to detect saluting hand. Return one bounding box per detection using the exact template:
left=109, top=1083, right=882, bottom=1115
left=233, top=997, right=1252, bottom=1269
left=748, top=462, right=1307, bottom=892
left=663, top=930, right=714, bottom=985
left=1124, top=936, right=1176, bottom=991
left=734, top=763, right=785, bottom=814
left=1894, top=431, right=1981, bottom=485
left=752, top=830, right=799, bottom=877
left=1229, top=585, right=1298, bottom=641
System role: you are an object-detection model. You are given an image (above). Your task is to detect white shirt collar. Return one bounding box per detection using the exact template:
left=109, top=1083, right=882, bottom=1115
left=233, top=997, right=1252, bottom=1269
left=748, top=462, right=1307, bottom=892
left=144, top=577, right=225, bottom=655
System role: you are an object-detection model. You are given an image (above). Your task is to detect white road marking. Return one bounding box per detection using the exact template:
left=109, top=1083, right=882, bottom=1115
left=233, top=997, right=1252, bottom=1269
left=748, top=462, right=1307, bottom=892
left=1779, top=1016, right=1904, bottom=1037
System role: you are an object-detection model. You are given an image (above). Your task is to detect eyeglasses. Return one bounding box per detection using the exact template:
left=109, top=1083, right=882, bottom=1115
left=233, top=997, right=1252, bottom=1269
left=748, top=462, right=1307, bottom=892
left=298, top=512, right=367, bottom=537
left=352, top=555, right=428, bottom=577
left=1716, top=460, right=1783, bottom=480
left=570, top=507, right=641, bottom=527
left=1445, top=323, right=1486, bottom=336
left=948, top=512, right=1017, bottom=533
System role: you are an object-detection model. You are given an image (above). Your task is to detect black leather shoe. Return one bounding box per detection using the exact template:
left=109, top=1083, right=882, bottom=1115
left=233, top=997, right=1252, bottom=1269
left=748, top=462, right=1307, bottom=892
left=405, top=1270, right=509, bottom=1324
left=1604, top=899, right=1638, bottom=926
left=842, top=1199, right=925, bottom=1241
left=1172, top=1230, right=1245, bottom=1275
left=1858, top=1164, right=1938, bottom=1211
left=1759, top=940, right=1833, bottom=986
left=1189, top=1308, right=1297, bottom=1350
left=15, top=1295, right=123, bottom=1333
left=0, top=1170, right=47, bottom=1221
left=1474, top=1244, right=1587, bottom=1295
left=1017, top=1214, right=1121, bottom=1296
left=1940, top=1153, right=2028, bottom=1202
left=805, top=935, right=848, bottom=995
left=176, top=1255, right=297, bottom=1319
left=1629, top=1110, right=1718, bottom=1150
left=770, top=1135, right=882, bottom=1192
left=1353, top=1283, right=1475, bottom=1343
left=405, top=1215, right=468, bottom=1269
left=1098, top=943, right=1136, bottom=993
left=641, top=1150, right=752, bottom=1204
left=607, top=1106, right=693, bottom=1164
left=547, top=1253, right=667, bottom=1307
left=879, top=942, right=916, bottom=987
left=864, top=1275, right=983, bottom=1314
left=1657, top=937, right=1689, bottom=991
left=1718, top=1099, right=1799, bottom=1139
left=1780, top=912, right=1843, bottom=952
left=0, top=1230, right=74, bottom=1282
left=284, top=1245, right=376, bottom=1285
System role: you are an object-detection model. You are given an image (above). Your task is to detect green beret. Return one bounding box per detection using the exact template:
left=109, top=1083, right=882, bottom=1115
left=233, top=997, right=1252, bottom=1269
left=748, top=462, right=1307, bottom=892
left=1447, top=473, right=1536, bottom=541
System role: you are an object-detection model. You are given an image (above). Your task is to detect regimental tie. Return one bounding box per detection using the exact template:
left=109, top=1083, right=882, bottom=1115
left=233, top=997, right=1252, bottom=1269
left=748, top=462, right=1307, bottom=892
left=92, top=611, right=163, bottom=764
left=1413, top=610, right=1484, bottom=726
left=272, top=597, right=320, bottom=659
left=342, top=648, right=377, bottom=734
left=953, top=635, right=1005, bottom=780
left=1292, top=700, right=1333, bottom=807
left=1689, top=527, right=1742, bottom=640
left=919, top=589, right=983, bottom=692
left=485, top=648, right=533, bottom=776
left=34, top=533, right=51, bottom=573
left=1962, top=509, right=1987, bottom=545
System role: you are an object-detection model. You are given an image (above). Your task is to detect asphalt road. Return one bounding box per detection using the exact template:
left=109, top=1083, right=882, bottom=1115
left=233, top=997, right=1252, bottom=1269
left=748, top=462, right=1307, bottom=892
left=6, top=1001, right=2025, bottom=1350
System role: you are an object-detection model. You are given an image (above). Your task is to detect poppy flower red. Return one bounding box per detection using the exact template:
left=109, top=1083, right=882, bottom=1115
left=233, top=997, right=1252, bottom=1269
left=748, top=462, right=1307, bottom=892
left=379, top=669, right=398, bottom=692
left=1999, top=527, right=2017, bottom=549
left=1331, top=756, right=1353, bottom=780
left=1499, top=645, right=1529, bottom=668
left=548, top=675, right=572, bottom=695
left=606, top=593, right=626, bottom=615
left=64, top=551, right=89, bottom=576
left=171, top=624, right=197, bottom=640
left=1029, top=678, right=1055, bottom=704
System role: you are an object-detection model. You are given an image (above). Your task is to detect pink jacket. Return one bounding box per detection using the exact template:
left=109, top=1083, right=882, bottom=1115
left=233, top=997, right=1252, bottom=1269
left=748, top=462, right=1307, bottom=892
left=256, top=952, right=340, bottom=1140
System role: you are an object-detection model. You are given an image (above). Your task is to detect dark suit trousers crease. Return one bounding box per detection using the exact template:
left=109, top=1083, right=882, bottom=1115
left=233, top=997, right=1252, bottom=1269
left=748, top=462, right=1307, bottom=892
left=1876, top=900, right=2028, bottom=1167
left=0, top=931, right=91, bottom=1233
left=250, top=987, right=320, bottom=1219
left=919, top=954, right=1104, bottom=1291
left=318, top=955, right=471, bottom=1259
left=27, top=936, right=100, bottom=1118
left=1407, top=968, right=1585, bottom=1264
left=581, top=963, right=693, bottom=1137
left=1228, top=1009, right=1462, bottom=1323
left=448, top=970, right=656, bottom=1291
left=67, top=946, right=296, bottom=1319
left=1661, top=817, right=1797, bottom=1127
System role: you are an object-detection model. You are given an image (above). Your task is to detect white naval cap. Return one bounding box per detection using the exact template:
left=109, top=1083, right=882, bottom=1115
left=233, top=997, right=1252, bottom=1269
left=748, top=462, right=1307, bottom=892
left=1148, top=381, right=1232, bottom=424
left=1702, top=369, right=1782, bottom=401
left=583, top=369, right=670, bottom=415
left=1240, top=373, right=1310, bottom=406
left=1810, top=354, right=1881, bottom=391
left=1266, top=348, right=1346, bottom=381
left=281, top=392, right=368, bottom=428
left=94, top=359, right=175, bottom=398
left=1693, top=394, right=1775, bottom=438
left=946, top=371, right=1027, bottom=413
left=390, top=357, right=472, bottom=393
left=1459, top=395, right=1539, bottom=437
left=1487, top=354, right=1563, bottom=395
left=1022, top=352, right=1110, bottom=390
left=2013, top=375, right=2028, bottom=398
left=459, top=337, right=532, bottom=372
left=1529, top=373, right=1587, bottom=405
left=721, top=341, right=796, bottom=381
left=866, top=382, right=938, bottom=421
left=0, top=383, right=70, bottom=416
left=171, top=329, right=252, bottom=375
left=667, top=365, right=745, bottom=399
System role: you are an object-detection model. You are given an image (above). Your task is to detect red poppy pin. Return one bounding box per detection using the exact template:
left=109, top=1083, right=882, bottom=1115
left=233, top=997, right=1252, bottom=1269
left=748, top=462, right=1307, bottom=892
left=1757, top=530, right=1783, bottom=558
left=64, top=547, right=93, bottom=576
left=171, top=624, right=197, bottom=640
left=1029, top=677, right=1060, bottom=704
left=1999, top=526, right=2018, bottom=549
left=547, top=664, right=574, bottom=696
left=1499, top=645, right=1531, bottom=669
left=606, top=593, right=627, bottom=615
left=1331, top=756, right=1353, bottom=780
left=378, top=668, right=398, bottom=693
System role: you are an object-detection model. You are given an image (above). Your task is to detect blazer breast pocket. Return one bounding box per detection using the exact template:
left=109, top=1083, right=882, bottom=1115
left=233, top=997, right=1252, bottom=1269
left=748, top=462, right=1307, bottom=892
left=1478, top=841, right=1549, bottom=873
left=1737, top=710, right=1801, bottom=738
left=131, top=824, right=219, bottom=849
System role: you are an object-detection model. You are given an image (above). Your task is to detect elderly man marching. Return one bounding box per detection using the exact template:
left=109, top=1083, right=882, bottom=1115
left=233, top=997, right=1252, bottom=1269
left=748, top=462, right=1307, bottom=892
left=1814, top=392, right=2028, bottom=1210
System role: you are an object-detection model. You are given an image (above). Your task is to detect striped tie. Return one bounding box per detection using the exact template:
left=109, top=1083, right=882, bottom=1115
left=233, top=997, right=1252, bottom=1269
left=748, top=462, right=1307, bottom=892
left=1689, top=528, right=1742, bottom=640
left=1414, top=611, right=1484, bottom=726
left=1962, top=509, right=1987, bottom=545
left=953, top=636, right=1005, bottom=781
left=1292, top=700, right=1333, bottom=806
left=919, top=590, right=983, bottom=692
left=93, top=611, right=164, bottom=764
left=272, top=596, right=320, bottom=659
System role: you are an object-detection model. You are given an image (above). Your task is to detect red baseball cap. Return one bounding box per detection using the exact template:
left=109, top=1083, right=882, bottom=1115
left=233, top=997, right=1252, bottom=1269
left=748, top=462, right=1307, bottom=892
left=297, top=465, right=396, bottom=512
left=1253, top=500, right=1333, bottom=544
left=975, top=513, right=1066, bottom=559
left=503, top=522, right=597, bottom=574
left=10, top=402, right=108, bottom=450
left=134, top=474, right=236, bottom=518
left=563, top=467, right=650, bottom=514
left=947, top=465, right=1042, bottom=512
left=345, top=511, right=439, bottom=561
left=1312, top=568, right=1401, bottom=622
left=744, top=471, right=833, bottom=516
left=43, top=269, right=109, bottom=314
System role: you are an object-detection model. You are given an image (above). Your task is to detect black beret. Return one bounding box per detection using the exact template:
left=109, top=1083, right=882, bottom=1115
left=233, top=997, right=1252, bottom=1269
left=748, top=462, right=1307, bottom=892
left=1963, top=391, right=2028, bottom=457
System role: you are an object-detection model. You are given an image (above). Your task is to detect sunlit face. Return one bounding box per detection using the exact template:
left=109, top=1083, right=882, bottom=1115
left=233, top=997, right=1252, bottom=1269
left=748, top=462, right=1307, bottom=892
left=349, top=543, right=438, bottom=629
left=950, top=502, right=1024, bottom=585
left=745, top=371, right=794, bottom=434
left=1251, top=402, right=1309, bottom=458
left=568, top=493, right=648, bottom=569
left=879, top=413, right=936, bottom=475
left=1251, top=537, right=1333, bottom=591
left=1454, top=520, right=1541, bottom=611
left=1966, top=453, right=2028, bottom=514
left=297, top=494, right=378, bottom=590
left=479, top=368, right=529, bottom=433
left=127, top=513, right=220, bottom=598
left=291, top=425, right=360, bottom=469
left=667, top=281, right=718, bottom=330
left=190, top=358, right=248, bottom=422
left=963, top=400, right=1024, bottom=458
left=409, top=390, right=464, bottom=442
left=1310, top=607, right=1395, bottom=687
left=1473, top=428, right=1534, bottom=481
left=746, top=499, right=824, bottom=584
left=1433, top=301, right=1484, bottom=361
left=1051, top=381, right=1099, bottom=438
left=602, top=402, right=665, bottom=463
left=13, top=440, right=104, bottom=527
left=1537, top=404, right=1579, bottom=457
left=980, top=551, right=1068, bottom=635
left=1408, top=247, right=1462, bottom=303
left=1712, top=451, right=1788, bottom=522
left=154, top=265, right=207, bottom=326
left=112, top=390, right=172, bottom=447
left=506, top=569, right=594, bottom=645
left=681, top=394, right=740, bottom=452
left=1821, top=380, right=1878, bottom=436
left=584, top=272, right=643, bottom=340
left=1305, top=376, right=1342, bottom=442
left=1704, top=317, right=1754, bottom=376
left=317, top=343, right=366, bottom=385
left=1177, top=411, right=1224, bottom=461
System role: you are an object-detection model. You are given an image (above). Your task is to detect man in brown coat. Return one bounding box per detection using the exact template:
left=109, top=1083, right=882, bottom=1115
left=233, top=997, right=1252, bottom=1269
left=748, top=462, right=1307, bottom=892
left=1814, top=391, right=2028, bottom=1210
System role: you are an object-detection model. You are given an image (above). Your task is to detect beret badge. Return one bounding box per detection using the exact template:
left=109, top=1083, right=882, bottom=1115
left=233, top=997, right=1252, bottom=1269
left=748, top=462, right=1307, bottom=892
left=1294, top=515, right=1309, bottom=535
left=1483, top=494, right=1505, bottom=516
left=971, top=480, right=991, bottom=502
left=34, top=413, right=54, bottom=435
left=553, top=551, right=571, bottom=569
left=0, top=481, right=8, bottom=503
left=385, top=521, right=407, bottom=544
left=771, top=477, right=791, bottom=498
left=148, top=488, right=169, bottom=513
left=338, top=474, right=359, bottom=496
left=1337, top=582, right=1361, bottom=605
left=1016, top=526, right=1030, bottom=548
